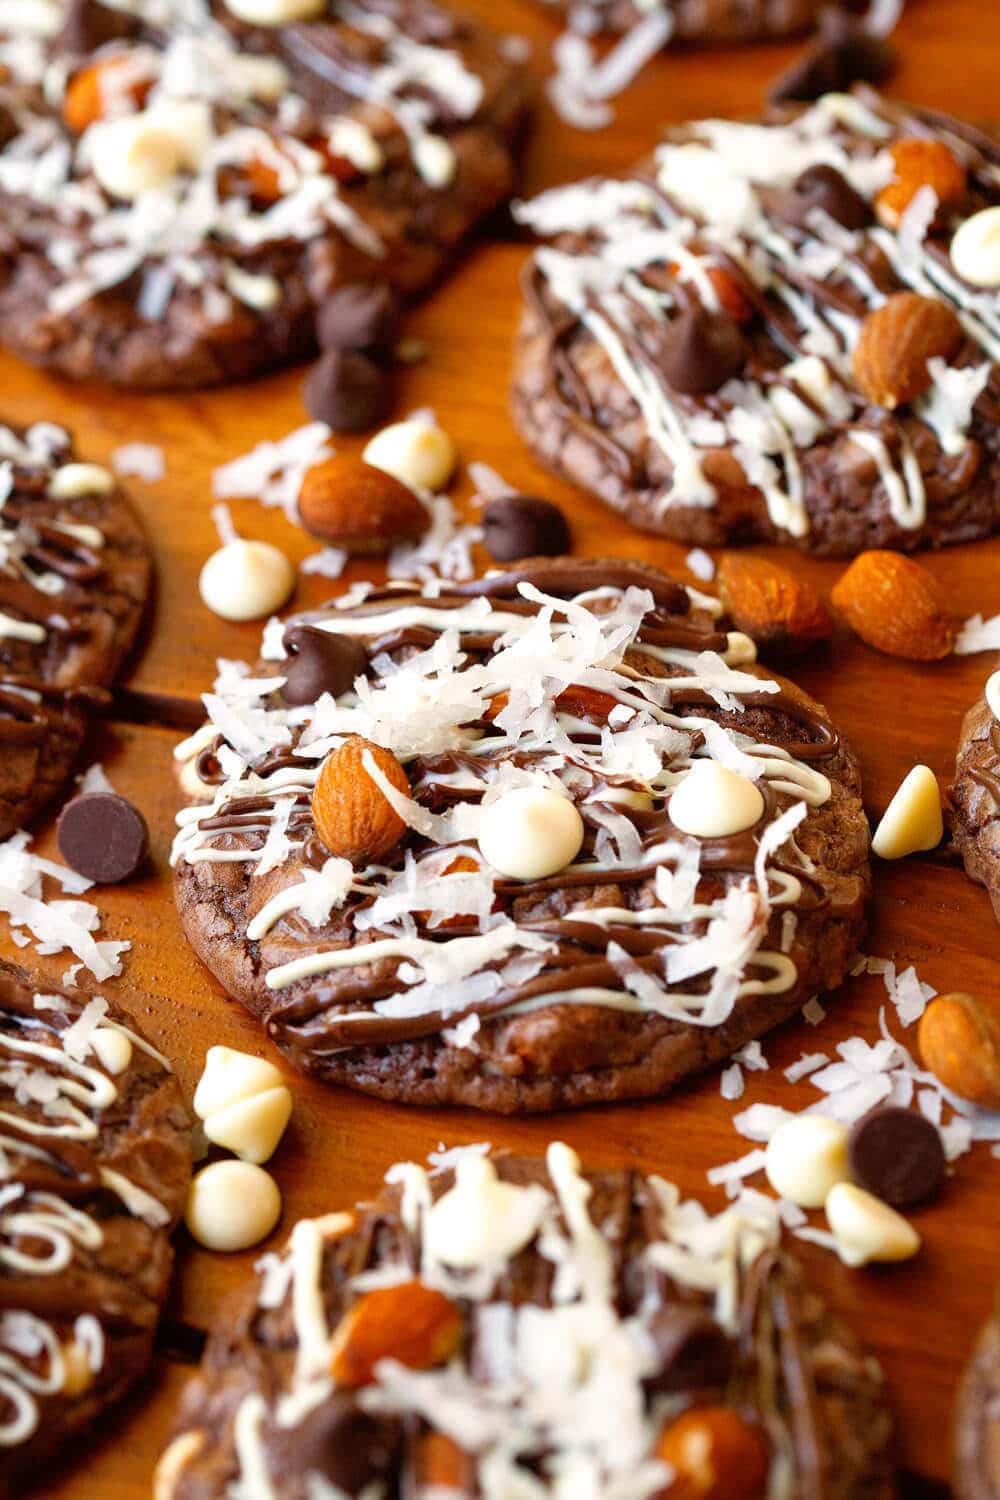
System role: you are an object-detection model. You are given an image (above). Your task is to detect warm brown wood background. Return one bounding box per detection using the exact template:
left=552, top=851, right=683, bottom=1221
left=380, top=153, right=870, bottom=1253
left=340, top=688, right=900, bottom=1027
left=6, top=0, right=999, bottom=1493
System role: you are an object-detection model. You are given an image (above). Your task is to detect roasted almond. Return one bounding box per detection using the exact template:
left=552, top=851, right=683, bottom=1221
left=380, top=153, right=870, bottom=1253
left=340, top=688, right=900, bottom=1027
left=412, top=1431, right=475, bottom=1494
left=852, top=292, right=963, bottom=409
left=830, top=549, right=957, bottom=660
left=917, top=992, right=1000, bottom=1110
left=63, top=55, right=151, bottom=134
left=671, top=261, right=753, bottom=323
left=876, top=137, right=967, bottom=229
left=297, top=456, right=429, bottom=554
left=717, top=553, right=831, bottom=656
left=654, top=1406, right=770, bottom=1500
left=329, top=1281, right=462, bottom=1388
left=311, top=736, right=409, bottom=864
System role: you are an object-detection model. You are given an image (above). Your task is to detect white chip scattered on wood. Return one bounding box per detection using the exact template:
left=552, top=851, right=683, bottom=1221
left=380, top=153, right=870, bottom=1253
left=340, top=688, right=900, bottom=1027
left=112, top=443, right=166, bottom=481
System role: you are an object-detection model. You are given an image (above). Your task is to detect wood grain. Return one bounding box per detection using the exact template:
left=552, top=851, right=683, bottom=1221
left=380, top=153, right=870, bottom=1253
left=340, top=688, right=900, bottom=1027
left=4, top=0, right=998, bottom=1493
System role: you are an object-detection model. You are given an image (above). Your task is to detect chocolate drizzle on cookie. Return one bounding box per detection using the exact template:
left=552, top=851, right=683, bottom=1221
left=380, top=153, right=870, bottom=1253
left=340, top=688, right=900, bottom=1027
left=0, top=961, right=190, bottom=1478
left=514, top=90, right=999, bottom=555
left=161, top=1147, right=896, bottom=1499
left=172, top=560, right=868, bottom=1109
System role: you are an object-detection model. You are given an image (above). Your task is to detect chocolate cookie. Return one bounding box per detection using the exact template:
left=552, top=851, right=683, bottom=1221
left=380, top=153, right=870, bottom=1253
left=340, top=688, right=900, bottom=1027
left=171, top=558, right=870, bottom=1113
left=950, top=675, right=1000, bottom=920
left=0, top=1, right=530, bottom=389
left=157, top=1146, right=896, bottom=1499
left=0, top=958, right=192, bottom=1488
left=955, top=1302, right=1000, bottom=1500
left=512, top=90, right=999, bottom=557
left=0, top=417, right=151, bottom=835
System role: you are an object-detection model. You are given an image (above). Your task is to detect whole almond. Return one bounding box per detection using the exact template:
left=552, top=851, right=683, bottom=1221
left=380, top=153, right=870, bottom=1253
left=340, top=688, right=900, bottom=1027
left=655, top=1406, right=770, bottom=1500
left=876, top=138, right=967, bottom=229
left=852, top=292, right=963, bottom=409
left=63, top=56, right=151, bottom=134
left=717, top=554, right=831, bottom=656
left=831, top=549, right=957, bottom=660
left=311, top=736, right=409, bottom=864
left=917, top=992, right=1000, bottom=1110
left=329, top=1281, right=462, bottom=1388
left=297, top=456, right=429, bottom=554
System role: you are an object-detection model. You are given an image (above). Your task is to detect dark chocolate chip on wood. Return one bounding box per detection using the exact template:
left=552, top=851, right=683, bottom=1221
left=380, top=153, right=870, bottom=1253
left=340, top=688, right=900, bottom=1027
left=657, top=309, right=747, bottom=396
left=317, top=284, right=401, bottom=356
left=57, top=792, right=149, bottom=884
left=848, top=1106, right=947, bottom=1207
left=281, top=626, right=368, bottom=706
left=482, top=495, right=571, bottom=563
left=782, top=164, right=871, bottom=232
left=304, top=350, right=391, bottom=433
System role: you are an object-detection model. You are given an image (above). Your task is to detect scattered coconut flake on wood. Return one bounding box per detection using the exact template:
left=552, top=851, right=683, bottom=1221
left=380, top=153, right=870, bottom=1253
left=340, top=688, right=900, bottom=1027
left=301, top=547, right=348, bottom=580
left=213, top=422, right=334, bottom=525
left=547, top=10, right=675, bottom=131
left=0, top=830, right=130, bottom=981
left=77, top=762, right=116, bottom=795
left=720, top=1063, right=744, bottom=1101
left=112, top=443, right=166, bottom=481
left=954, top=613, right=1000, bottom=653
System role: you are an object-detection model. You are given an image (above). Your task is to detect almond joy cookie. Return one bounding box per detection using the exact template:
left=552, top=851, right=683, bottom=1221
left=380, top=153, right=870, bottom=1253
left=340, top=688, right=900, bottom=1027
left=171, top=558, right=870, bottom=1113
left=156, top=1145, right=896, bottom=1499
left=950, top=668, right=1000, bottom=922
left=0, top=0, right=530, bottom=389
left=0, top=958, right=192, bottom=1490
left=513, top=89, right=1000, bottom=556
left=0, top=419, right=151, bottom=836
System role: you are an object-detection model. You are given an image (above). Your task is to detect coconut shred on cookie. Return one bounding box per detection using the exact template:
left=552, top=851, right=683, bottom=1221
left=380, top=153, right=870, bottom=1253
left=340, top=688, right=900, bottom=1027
left=170, top=560, right=870, bottom=1113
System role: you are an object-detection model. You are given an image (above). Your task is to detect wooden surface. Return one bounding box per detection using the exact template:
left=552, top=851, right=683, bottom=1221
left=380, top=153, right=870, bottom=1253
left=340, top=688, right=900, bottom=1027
left=7, top=1, right=999, bottom=1493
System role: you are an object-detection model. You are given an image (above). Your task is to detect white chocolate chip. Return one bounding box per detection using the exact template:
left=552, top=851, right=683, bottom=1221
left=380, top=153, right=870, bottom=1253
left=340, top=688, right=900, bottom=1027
left=413, top=133, right=456, bottom=188
left=825, top=1182, right=921, bottom=1267
left=424, top=1156, right=548, bottom=1269
left=223, top=0, right=324, bottom=22
left=88, top=102, right=212, bottom=201
left=91, top=1028, right=133, bottom=1076
left=598, top=787, right=654, bottom=812
left=950, top=207, right=1000, bottom=288
left=193, top=1045, right=285, bottom=1118
left=47, top=463, right=115, bottom=500
left=327, top=116, right=384, bottom=175
left=199, top=539, right=295, bottom=622
left=363, top=418, right=456, bottom=493
left=154, top=1430, right=207, bottom=1500
left=724, top=631, right=757, bottom=666
left=184, top=1160, right=281, bottom=1251
left=985, top=669, right=1000, bottom=723
left=871, top=764, right=942, bottom=860
left=764, top=1115, right=850, bottom=1209
left=203, top=1085, right=293, bottom=1165
left=478, top=784, right=585, bottom=881
left=60, top=1340, right=95, bottom=1397
left=668, top=760, right=765, bottom=839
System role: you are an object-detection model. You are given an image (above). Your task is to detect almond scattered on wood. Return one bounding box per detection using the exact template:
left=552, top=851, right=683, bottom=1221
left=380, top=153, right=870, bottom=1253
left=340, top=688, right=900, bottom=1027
left=716, top=553, right=831, bottom=656
left=917, top=992, right=1000, bottom=1111
left=830, top=550, right=958, bottom=660
left=297, top=455, right=429, bottom=553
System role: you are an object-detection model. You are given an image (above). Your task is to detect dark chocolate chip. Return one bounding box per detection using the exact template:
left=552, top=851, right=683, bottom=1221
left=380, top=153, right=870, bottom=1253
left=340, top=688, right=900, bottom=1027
left=482, top=495, right=571, bottom=563
left=657, top=309, right=747, bottom=396
left=266, top=1393, right=402, bottom=1495
left=317, top=283, right=401, bottom=356
left=782, top=163, right=871, bottom=232
left=848, top=1106, right=947, bottom=1207
left=644, top=1305, right=734, bottom=1394
left=303, top=350, right=391, bottom=434
left=768, top=10, right=897, bottom=104
left=281, top=625, right=368, bottom=706
left=56, top=792, right=149, bottom=885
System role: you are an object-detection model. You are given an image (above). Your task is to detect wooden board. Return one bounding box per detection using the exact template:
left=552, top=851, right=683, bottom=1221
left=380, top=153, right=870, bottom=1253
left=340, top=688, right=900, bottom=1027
left=5, top=1, right=999, bottom=1494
